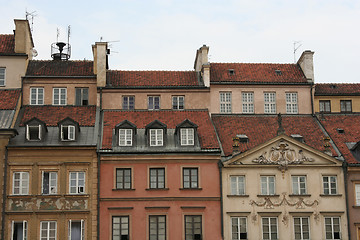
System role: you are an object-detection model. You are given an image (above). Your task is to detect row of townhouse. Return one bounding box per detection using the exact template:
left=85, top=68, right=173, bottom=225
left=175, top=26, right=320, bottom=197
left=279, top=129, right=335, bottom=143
left=0, top=19, right=360, bottom=240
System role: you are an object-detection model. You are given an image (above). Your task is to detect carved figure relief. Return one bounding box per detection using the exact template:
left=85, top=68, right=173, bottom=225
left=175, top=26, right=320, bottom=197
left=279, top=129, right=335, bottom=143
left=8, top=197, right=88, bottom=211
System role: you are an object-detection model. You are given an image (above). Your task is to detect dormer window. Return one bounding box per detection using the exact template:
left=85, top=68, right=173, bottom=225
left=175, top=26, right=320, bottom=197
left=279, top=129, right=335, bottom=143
left=228, top=69, right=235, bottom=76
left=291, top=134, right=304, bottom=143
left=115, top=120, right=137, bottom=147
left=61, top=125, right=75, bottom=141
left=275, top=70, right=282, bottom=76
left=119, top=129, right=133, bottom=146
left=180, top=128, right=194, bottom=146
left=146, top=120, right=167, bottom=147
left=26, top=125, right=41, bottom=141
left=150, top=129, right=163, bottom=146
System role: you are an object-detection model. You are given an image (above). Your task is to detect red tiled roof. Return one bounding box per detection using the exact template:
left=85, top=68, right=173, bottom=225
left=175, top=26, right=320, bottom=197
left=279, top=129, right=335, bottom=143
left=107, top=70, right=200, bottom=87
left=210, top=63, right=307, bottom=84
left=26, top=60, right=94, bottom=76
left=318, top=114, right=360, bottom=163
left=315, top=83, right=360, bottom=95
left=0, top=35, right=15, bottom=54
left=212, top=115, right=334, bottom=157
left=0, top=89, right=21, bottom=110
left=20, top=106, right=96, bottom=126
left=101, top=110, right=219, bottom=150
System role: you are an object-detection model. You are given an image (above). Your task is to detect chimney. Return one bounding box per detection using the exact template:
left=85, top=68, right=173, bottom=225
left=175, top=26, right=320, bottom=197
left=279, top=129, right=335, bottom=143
left=232, top=137, right=240, bottom=155
left=297, top=50, right=315, bottom=83
left=92, top=42, right=108, bottom=87
left=323, top=136, right=332, bottom=156
left=194, top=45, right=210, bottom=87
left=14, top=19, right=34, bottom=58
left=277, top=113, right=285, bottom=136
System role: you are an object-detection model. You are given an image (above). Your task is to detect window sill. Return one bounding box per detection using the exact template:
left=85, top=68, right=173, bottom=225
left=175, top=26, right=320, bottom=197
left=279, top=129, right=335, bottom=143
left=65, top=194, right=89, bottom=197
left=146, top=188, right=169, bottom=191
left=320, top=194, right=342, bottom=197
left=352, top=206, right=360, bottom=209
left=227, top=194, right=249, bottom=197
left=257, top=194, right=280, bottom=197
left=288, top=194, right=311, bottom=197
left=179, top=188, right=202, bottom=190
left=112, top=188, right=135, bottom=191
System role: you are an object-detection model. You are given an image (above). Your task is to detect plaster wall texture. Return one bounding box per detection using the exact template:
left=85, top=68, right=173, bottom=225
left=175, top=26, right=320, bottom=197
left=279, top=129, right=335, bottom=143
left=0, top=56, right=27, bottom=89
left=346, top=168, right=360, bottom=240
left=315, top=96, right=360, bottom=113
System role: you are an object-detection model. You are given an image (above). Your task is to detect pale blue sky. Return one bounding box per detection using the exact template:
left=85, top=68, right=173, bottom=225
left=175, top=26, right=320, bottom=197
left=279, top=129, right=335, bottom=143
left=1, top=0, right=359, bottom=83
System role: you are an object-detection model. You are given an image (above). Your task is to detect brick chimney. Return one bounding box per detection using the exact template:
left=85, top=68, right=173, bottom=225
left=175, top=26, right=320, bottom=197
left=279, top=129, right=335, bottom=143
left=297, top=50, right=315, bottom=83
left=232, top=137, right=240, bottom=155
left=14, top=19, right=34, bottom=58
left=194, top=45, right=210, bottom=87
left=92, top=42, right=108, bottom=87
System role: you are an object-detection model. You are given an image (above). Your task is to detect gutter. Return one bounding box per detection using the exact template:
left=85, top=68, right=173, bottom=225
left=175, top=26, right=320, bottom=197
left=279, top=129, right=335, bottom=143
left=310, top=83, right=314, bottom=115
left=1, top=147, right=9, bottom=240
left=343, top=161, right=351, bottom=240
left=218, top=160, right=224, bottom=240
left=96, top=87, right=103, bottom=240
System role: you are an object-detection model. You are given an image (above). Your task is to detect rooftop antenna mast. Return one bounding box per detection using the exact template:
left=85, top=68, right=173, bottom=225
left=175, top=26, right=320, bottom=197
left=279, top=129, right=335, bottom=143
left=56, top=28, right=60, bottom=42
left=25, top=9, right=37, bottom=33
left=67, top=25, right=71, bottom=46
left=293, top=41, right=302, bottom=63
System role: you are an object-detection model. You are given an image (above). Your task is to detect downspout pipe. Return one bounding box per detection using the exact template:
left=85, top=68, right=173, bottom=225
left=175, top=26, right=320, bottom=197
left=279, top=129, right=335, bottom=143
left=1, top=147, right=9, bottom=240
left=97, top=87, right=103, bottom=240
left=343, top=161, right=351, bottom=240
left=310, top=83, right=314, bottom=115
left=218, top=160, right=224, bottom=240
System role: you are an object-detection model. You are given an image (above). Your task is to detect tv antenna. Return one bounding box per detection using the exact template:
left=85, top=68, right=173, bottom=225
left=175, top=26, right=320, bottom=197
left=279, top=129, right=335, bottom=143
left=25, top=9, right=37, bottom=33
left=293, top=41, right=302, bottom=63
left=67, top=25, right=71, bottom=45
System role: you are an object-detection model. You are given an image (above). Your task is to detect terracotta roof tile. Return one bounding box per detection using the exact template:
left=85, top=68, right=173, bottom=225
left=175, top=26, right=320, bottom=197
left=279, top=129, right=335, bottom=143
left=26, top=60, right=94, bottom=76
left=0, top=35, right=15, bottom=54
left=102, top=110, right=219, bottom=150
left=210, top=63, right=307, bottom=84
left=107, top=70, right=200, bottom=87
left=212, top=115, right=333, bottom=157
left=20, top=106, right=96, bottom=126
left=0, top=89, right=21, bottom=110
left=318, top=114, right=360, bottom=163
left=315, top=83, right=360, bottom=95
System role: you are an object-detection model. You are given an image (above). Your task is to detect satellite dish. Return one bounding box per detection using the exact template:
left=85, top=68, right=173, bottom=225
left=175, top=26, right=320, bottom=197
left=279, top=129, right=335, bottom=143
left=32, top=48, right=38, bottom=57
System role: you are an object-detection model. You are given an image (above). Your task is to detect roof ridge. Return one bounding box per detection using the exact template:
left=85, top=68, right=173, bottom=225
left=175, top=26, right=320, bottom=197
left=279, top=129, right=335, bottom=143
left=0, top=34, right=14, bottom=36
left=107, top=69, right=195, bottom=73
left=316, top=83, right=360, bottom=85
left=29, top=59, right=93, bottom=63
left=211, top=62, right=297, bottom=65
left=104, top=109, right=208, bottom=113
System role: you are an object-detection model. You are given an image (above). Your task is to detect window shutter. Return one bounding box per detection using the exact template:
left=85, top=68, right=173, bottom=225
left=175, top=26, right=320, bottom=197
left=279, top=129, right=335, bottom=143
left=23, top=221, right=28, bottom=240
left=81, top=220, right=85, bottom=240
left=68, top=220, right=71, bottom=240
left=11, top=221, right=14, bottom=240
left=75, top=88, right=81, bottom=105
left=26, top=125, right=30, bottom=140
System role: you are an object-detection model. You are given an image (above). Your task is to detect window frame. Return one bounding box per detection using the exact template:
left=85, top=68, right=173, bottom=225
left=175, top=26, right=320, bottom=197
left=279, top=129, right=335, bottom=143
left=40, top=221, right=57, bottom=240
left=11, top=220, right=28, bottom=240
left=325, top=216, right=341, bottom=239
left=319, top=100, right=331, bottom=113
left=12, top=171, right=29, bottom=195
left=292, top=176, right=307, bottom=195
left=264, top=92, right=276, bottom=114
left=260, top=176, right=275, bottom=195
left=68, top=219, right=85, bottom=240
left=75, top=88, right=89, bottom=106
left=293, top=216, right=310, bottom=240
left=26, top=124, right=41, bottom=141
left=149, top=129, right=163, bottom=146
left=184, top=215, right=202, bottom=240
left=220, top=92, right=232, bottom=113
left=30, top=87, right=44, bottom=105
left=323, top=176, right=337, bottom=195
left=231, top=216, right=247, bottom=240
left=286, top=92, right=298, bottom=114
left=340, top=100, right=352, bottom=113
left=116, top=168, right=132, bottom=190
left=180, top=128, right=194, bottom=146
left=148, top=96, right=160, bottom=110
left=149, top=168, right=165, bottom=189
left=230, top=176, right=246, bottom=195
left=53, top=88, right=67, bottom=105
left=149, top=215, right=166, bottom=240
left=69, top=171, right=85, bottom=194
left=242, top=92, right=254, bottom=114
left=355, top=183, right=360, bottom=206
left=261, top=217, right=278, bottom=240
left=61, top=125, right=75, bottom=141
left=119, top=129, right=133, bottom=146
left=122, top=96, right=135, bottom=110
left=112, top=216, right=129, bottom=240
left=0, top=67, right=5, bottom=86
left=172, top=95, right=185, bottom=110
left=42, top=171, right=58, bottom=195
left=183, top=167, right=199, bottom=189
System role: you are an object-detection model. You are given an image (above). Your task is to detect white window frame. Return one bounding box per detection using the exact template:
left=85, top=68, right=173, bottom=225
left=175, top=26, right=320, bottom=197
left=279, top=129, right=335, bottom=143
left=323, top=176, right=337, bottom=195
left=230, top=176, right=245, bottom=195
left=325, top=217, right=341, bottom=239
left=286, top=92, right=298, bottom=114
left=61, top=125, right=75, bottom=141
left=122, top=95, right=135, bottom=110
left=264, top=92, right=276, bottom=114
left=262, top=217, right=278, bottom=240
left=40, top=221, right=57, bottom=240
left=12, top=172, right=29, bottom=195
left=0, top=67, right=5, bottom=86
left=69, top=172, right=85, bottom=194
left=148, top=96, right=160, bottom=110
left=172, top=96, right=185, bottom=110
left=261, top=176, right=275, bottom=195
left=112, top=216, right=129, bottom=240
left=355, top=184, right=360, bottom=206
left=11, top=220, right=28, bottom=240
left=292, top=176, right=307, bottom=195
left=293, top=217, right=310, bottom=240
left=220, top=92, right=232, bottom=113
left=42, top=172, right=58, bottom=195
left=53, top=88, right=67, bottom=105
left=30, top=87, right=44, bottom=105
left=231, top=217, right=247, bottom=240
left=150, top=129, right=163, bottom=146
left=119, top=129, right=133, bottom=146
left=26, top=124, right=41, bottom=141
left=242, top=92, right=254, bottom=113
left=180, top=128, right=194, bottom=146
left=68, top=220, right=85, bottom=240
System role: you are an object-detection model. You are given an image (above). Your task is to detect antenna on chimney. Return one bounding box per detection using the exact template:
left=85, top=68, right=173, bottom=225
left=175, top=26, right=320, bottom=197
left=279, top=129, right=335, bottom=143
left=293, top=41, right=302, bottom=63
left=51, top=26, right=71, bottom=60
left=25, top=9, right=37, bottom=33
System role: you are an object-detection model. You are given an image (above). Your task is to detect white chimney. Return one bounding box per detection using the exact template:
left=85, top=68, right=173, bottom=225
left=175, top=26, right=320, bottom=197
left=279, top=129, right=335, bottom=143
left=92, top=42, right=108, bottom=87
left=14, top=19, right=34, bottom=58
left=297, top=50, right=315, bottom=83
left=194, top=45, right=210, bottom=87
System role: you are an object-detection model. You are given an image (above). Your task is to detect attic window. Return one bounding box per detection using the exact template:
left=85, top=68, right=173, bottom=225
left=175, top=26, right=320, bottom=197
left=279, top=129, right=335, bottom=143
left=330, top=85, right=337, bottom=89
left=291, top=134, right=304, bottom=143
left=26, top=125, right=41, bottom=141
left=275, top=70, right=282, bottom=76
left=336, top=128, right=344, bottom=134
left=228, top=69, right=235, bottom=76
left=236, top=134, right=249, bottom=143
left=61, top=125, right=75, bottom=141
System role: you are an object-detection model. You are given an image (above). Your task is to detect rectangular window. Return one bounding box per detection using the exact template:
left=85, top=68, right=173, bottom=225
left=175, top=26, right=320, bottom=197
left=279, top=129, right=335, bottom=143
left=68, top=220, right=84, bottom=240
left=262, top=217, right=278, bottom=240
left=42, top=172, right=57, bottom=195
left=183, top=168, right=198, bottom=189
left=53, top=88, right=67, bottom=105
left=75, top=88, right=89, bottom=106
left=13, top=172, right=29, bottom=195
left=294, top=217, right=310, bottom=240
left=242, top=92, right=254, bottom=113
left=0, top=67, right=5, bottom=86
left=61, top=125, right=75, bottom=141
left=286, top=93, right=298, bottom=114
left=231, top=217, right=247, bottom=239
left=149, top=215, right=166, bottom=240
left=40, top=221, right=57, bottom=240
left=116, top=168, right=132, bottom=189
left=26, top=125, right=41, bottom=141
left=11, top=220, right=27, bottom=240
left=185, top=215, right=202, bottom=240
left=148, top=96, right=160, bottom=110
left=220, top=92, right=232, bottom=113
left=319, top=100, right=331, bottom=113
left=172, top=96, right=184, bottom=110
left=150, top=168, right=165, bottom=189
left=30, top=87, right=44, bottom=105
left=355, top=184, right=360, bottom=206
left=69, top=172, right=85, bottom=194
left=261, top=176, right=275, bottom=195
left=230, top=176, right=245, bottom=195
left=180, top=128, right=194, bottom=146
left=112, top=216, right=129, bottom=240
left=150, top=129, right=163, bottom=146
left=264, top=92, right=276, bottom=114
left=340, top=100, right=352, bottom=113
left=325, top=217, right=341, bottom=239
left=323, top=176, right=337, bottom=195
left=292, top=176, right=307, bottom=195
left=123, top=96, right=135, bottom=110
left=119, top=129, right=133, bottom=146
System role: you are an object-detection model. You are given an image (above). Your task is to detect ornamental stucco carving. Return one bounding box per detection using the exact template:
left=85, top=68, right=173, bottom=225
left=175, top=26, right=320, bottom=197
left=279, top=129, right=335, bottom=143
left=8, top=197, right=88, bottom=211
left=249, top=193, right=319, bottom=209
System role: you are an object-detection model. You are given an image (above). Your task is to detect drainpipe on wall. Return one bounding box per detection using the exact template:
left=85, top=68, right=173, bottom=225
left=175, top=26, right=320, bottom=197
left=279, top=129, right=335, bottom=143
left=96, top=87, right=103, bottom=240
left=343, top=161, right=351, bottom=240
left=1, top=147, right=9, bottom=240
left=218, top=160, right=224, bottom=240
left=310, top=83, right=314, bottom=115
